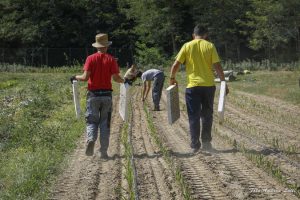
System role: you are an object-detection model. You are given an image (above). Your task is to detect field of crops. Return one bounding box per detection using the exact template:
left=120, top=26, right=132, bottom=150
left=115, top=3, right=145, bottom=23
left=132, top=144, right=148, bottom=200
left=0, top=68, right=299, bottom=199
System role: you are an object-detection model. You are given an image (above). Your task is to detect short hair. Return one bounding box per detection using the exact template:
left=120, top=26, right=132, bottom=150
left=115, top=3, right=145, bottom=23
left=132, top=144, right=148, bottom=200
left=193, top=24, right=209, bottom=36
left=136, top=70, right=143, bottom=78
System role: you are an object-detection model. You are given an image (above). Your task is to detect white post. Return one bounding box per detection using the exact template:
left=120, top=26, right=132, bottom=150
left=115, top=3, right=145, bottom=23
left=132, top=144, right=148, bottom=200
left=218, top=81, right=226, bottom=124
left=72, top=80, right=81, bottom=119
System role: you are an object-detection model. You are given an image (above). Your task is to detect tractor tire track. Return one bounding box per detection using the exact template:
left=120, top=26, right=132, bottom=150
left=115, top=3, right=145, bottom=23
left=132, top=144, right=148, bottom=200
left=180, top=89, right=300, bottom=188
left=225, top=102, right=299, bottom=148
left=151, top=90, right=298, bottom=199
left=131, top=90, right=182, bottom=200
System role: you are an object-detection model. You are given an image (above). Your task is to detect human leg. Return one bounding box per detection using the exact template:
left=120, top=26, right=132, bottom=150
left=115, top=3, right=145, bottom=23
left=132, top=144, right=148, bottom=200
left=85, top=92, right=101, bottom=155
left=152, top=73, right=165, bottom=110
left=99, top=96, right=112, bottom=155
left=200, top=86, right=216, bottom=147
left=185, top=87, right=201, bottom=149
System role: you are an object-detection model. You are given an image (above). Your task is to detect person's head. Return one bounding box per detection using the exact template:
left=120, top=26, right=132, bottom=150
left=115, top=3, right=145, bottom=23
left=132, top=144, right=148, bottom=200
left=193, top=24, right=209, bottom=39
left=92, top=33, right=112, bottom=53
left=136, top=70, right=143, bottom=78
left=131, top=64, right=136, bottom=70
left=96, top=47, right=108, bottom=53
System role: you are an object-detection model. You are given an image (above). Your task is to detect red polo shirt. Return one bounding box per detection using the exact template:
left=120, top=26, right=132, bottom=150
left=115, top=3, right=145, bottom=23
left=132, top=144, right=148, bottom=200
left=83, top=52, right=120, bottom=90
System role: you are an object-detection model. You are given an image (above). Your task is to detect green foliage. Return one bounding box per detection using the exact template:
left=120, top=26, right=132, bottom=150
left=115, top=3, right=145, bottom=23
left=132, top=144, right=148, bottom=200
left=0, top=0, right=130, bottom=48
left=134, top=41, right=167, bottom=66
left=120, top=0, right=186, bottom=55
left=0, top=0, right=299, bottom=64
left=187, top=0, right=250, bottom=59
left=0, top=72, right=85, bottom=199
left=246, top=0, right=300, bottom=50
left=244, top=0, right=300, bottom=60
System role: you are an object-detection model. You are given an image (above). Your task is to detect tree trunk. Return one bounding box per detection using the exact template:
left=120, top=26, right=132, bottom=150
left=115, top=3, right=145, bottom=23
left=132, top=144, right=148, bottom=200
left=171, top=32, right=177, bottom=54
left=225, top=43, right=228, bottom=60
left=268, top=39, right=271, bottom=61
left=237, top=44, right=240, bottom=61
left=298, top=27, right=300, bottom=59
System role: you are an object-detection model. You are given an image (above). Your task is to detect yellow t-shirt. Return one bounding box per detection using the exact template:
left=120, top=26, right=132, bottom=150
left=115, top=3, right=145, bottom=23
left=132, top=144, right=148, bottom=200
left=176, top=39, right=220, bottom=88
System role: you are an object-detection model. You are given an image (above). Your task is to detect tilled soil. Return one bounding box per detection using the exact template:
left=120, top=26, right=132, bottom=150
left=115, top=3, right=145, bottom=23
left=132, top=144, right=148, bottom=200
left=50, top=96, right=124, bottom=200
left=50, top=86, right=299, bottom=200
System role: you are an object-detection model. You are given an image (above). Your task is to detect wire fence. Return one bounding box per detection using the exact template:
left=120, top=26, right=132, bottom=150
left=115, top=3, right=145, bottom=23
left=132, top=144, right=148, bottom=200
left=0, top=47, right=134, bottom=67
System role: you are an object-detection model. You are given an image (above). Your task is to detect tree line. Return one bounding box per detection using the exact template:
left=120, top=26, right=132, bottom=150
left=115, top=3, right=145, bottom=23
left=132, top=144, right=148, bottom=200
left=0, top=0, right=299, bottom=65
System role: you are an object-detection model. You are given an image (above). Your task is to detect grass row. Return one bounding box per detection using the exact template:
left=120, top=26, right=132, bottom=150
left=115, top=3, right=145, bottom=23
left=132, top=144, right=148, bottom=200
left=120, top=123, right=136, bottom=200
left=119, top=89, right=138, bottom=200
left=227, top=91, right=300, bottom=130
left=143, top=104, right=192, bottom=200
left=213, top=125, right=300, bottom=198
left=0, top=72, right=85, bottom=199
left=223, top=115, right=299, bottom=156
left=229, top=70, right=300, bottom=105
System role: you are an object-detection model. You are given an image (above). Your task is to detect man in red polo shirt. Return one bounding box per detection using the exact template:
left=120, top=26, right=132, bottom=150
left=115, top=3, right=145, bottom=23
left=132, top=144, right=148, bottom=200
left=71, top=33, right=125, bottom=158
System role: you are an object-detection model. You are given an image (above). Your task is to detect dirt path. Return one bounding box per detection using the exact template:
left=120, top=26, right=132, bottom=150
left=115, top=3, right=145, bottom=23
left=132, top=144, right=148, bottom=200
left=49, top=86, right=299, bottom=200
left=157, top=89, right=298, bottom=199
left=50, top=96, right=124, bottom=200
left=130, top=90, right=182, bottom=199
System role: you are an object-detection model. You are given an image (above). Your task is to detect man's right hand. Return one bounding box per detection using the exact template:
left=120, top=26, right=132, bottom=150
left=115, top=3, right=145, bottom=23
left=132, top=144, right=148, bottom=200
left=124, top=78, right=133, bottom=85
left=70, top=76, right=77, bottom=84
left=169, top=78, right=178, bottom=86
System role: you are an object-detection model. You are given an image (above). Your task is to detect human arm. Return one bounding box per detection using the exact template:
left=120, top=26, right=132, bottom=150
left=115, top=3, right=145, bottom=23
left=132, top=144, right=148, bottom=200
left=112, top=73, right=125, bottom=84
left=213, top=62, right=225, bottom=81
left=70, top=70, right=90, bottom=83
left=75, top=70, right=90, bottom=81
left=142, top=81, right=151, bottom=101
left=213, top=62, right=229, bottom=95
left=169, top=60, right=181, bottom=85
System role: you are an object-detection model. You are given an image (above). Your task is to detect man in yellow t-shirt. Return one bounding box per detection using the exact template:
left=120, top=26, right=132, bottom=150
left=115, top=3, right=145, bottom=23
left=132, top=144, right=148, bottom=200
left=169, top=24, right=229, bottom=153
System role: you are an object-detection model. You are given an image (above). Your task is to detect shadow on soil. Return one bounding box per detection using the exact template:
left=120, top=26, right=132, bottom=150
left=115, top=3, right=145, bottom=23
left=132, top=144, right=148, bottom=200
left=102, top=147, right=241, bottom=161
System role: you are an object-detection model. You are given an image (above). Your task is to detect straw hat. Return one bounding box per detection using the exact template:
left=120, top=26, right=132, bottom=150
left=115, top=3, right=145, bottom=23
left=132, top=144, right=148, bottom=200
left=92, top=33, right=112, bottom=48
left=124, top=65, right=138, bottom=80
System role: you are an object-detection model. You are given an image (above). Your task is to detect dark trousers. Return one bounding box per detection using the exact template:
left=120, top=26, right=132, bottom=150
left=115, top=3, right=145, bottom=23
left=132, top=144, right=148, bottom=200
left=185, top=86, right=216, bottom=148
left=152, top=72, right=165, bottom=108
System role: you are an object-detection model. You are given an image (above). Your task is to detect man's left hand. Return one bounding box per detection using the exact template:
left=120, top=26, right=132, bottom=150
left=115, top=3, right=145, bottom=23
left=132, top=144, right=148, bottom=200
left=226, top=85, right=229, bottom=95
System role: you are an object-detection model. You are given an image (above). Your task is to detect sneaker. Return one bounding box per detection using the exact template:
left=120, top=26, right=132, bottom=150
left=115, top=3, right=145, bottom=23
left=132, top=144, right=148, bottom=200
left=100, top=151, right=109, bottom=159
left=202, top=142, right=212, bottom=150
left=191, top=142, right=201, bottom=153
left=192, top=146, right=200, bottom=153
left=85, top=141, right=95, bottom=156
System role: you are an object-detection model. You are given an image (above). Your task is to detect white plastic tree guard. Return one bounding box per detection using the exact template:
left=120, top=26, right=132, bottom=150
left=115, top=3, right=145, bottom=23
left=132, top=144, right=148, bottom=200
left=119, top=83, right=130, bottom=121
left=72, top=80, right=81, bottom=119
left=166, top=84, right=180, bottom=125
left=218, top=81, right=226, bottom=124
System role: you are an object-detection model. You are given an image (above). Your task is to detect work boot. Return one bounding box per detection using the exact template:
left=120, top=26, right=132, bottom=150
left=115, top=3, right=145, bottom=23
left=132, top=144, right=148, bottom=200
left=85, top=140, right=95, bottom=156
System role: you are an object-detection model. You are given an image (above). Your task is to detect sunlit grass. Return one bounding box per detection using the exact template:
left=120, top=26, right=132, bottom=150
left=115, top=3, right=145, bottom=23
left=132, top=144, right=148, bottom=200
left=229, top=71, right=300, bottom=105
left=0, top=71, right=85, bottom=199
